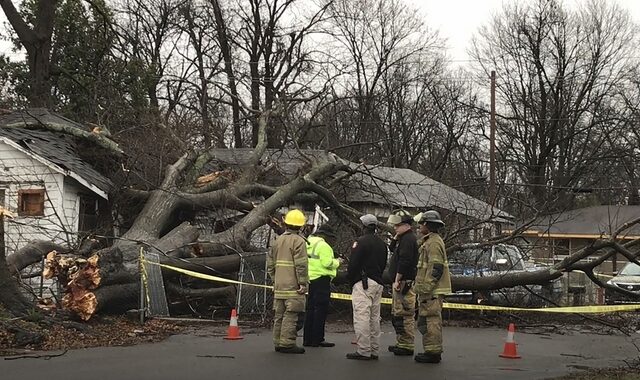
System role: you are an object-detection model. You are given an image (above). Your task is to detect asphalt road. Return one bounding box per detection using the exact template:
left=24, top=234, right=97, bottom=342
left=2, top=324, right=637, bottom=380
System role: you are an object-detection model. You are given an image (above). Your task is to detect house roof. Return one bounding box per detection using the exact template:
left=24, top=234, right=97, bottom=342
left=0, top=125, right=112, bottom=199
left=338, top=165, right=513, bottom=222
left=205, top=148, right=340, bottom=186
left=519, top=205, right=640, bottom=239
left=205, top=148, right=511, bottom=222
left=0, top=108, right=88, bottom=130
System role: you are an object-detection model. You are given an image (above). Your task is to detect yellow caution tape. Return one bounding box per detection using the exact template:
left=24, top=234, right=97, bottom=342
left=146, top=260, right=273, bottom=289
left=140, top=249, right=152, bottom=306
left=144, top=260, right=640, bottom=314
left=440, top=302, right=640, bottom=313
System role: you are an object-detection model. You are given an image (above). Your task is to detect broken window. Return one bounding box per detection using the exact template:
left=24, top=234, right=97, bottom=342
left=18, top=189, right=45, bottom=217
left=78, top=195, right=98, bottom=233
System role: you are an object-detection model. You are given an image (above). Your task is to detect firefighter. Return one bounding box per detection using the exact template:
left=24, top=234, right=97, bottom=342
left=386, top=209, right=419, bottom=356
left=303, top=224, right=341, bottom=348
left=267, top=209, right=309, bottom=354
left=413, top=210, right=451, bottom=363
left=346, top=214, right=388, bottom=360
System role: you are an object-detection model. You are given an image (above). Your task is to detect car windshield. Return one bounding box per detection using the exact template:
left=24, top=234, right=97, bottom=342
left=449, top=245, right=525, bottom=271
left=619, top=263, right=640, bottom=276
left=449, top=247, right=491, bottom=268
left=494, top=246, right=525, bottom=270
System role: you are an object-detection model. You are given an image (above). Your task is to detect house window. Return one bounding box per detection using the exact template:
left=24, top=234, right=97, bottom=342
left=78, top=195, right=98, bottom=233
left=18, top=189, right=45, bottom=217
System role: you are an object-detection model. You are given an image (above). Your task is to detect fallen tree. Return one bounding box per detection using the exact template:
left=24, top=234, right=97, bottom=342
left=2, top=109, right=360, bottom=320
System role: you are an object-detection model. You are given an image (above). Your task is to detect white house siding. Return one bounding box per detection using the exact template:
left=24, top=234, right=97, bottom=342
left=62, top=178, right=82, bottom=237
left=0, top=140, right=76, bottom=256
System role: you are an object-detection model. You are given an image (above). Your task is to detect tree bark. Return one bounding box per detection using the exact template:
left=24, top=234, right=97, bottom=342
left=6, top=240, right=68, bottom=274
left=0, top=0, right=58, bottom=108
left=211, top=0, right=243, bottom=148
left=0, top=240, right=31, bottom=317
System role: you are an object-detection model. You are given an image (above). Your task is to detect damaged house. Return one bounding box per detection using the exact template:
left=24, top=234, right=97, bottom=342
left=0, top=109, right=115, bottom=288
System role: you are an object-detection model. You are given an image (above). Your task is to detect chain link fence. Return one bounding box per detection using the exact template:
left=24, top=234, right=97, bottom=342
left=236, top=252, right=271, bottom=323
left=19, top=257, right=61, bottom=306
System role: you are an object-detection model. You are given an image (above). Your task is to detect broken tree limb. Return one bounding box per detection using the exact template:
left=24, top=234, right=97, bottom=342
left=3, top=112, right=123, bottom=155
left=165, top=283, right=236, bottom=300
left=159, top=254, right=266, bottom=280
left=178, top=189, right=255, bottom=211
left=154, top=222, right=200, bottom=258
left=7, top=240, right=69, bottom=274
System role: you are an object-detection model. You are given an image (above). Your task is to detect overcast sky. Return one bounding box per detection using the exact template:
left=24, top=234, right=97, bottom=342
left=415, top=0, right=640, bottom=63
left=1, top=0, right=640, bottom=64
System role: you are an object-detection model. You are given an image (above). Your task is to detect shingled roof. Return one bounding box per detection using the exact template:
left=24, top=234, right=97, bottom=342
left=205, top=148, right=511, bottom=222
left=338, top=165, right=513, bottom=222
left=0, top=108, right=89, bottom=130
left=523, top=205, right=640, bottom=239
left=0, top=110, right=113, bottom=199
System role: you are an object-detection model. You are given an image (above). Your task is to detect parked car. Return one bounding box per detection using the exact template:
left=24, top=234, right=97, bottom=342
left=605, top=262, right=640, bottom=304
left=446, top=243, right=562, bottom=306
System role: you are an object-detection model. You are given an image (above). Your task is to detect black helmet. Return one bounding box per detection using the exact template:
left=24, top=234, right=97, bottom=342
left=418, top=210, right=445, bottom=226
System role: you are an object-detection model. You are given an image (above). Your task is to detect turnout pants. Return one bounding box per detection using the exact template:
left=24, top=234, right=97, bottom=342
left=392, top=285, right=416, bottom=351
left=417, top=295, right=444, bottom=354
left=303, top=276, right=331, bottom=345
left=273, top=297, right=305, bottom=348
left=352, top=279, right=383, bottom=356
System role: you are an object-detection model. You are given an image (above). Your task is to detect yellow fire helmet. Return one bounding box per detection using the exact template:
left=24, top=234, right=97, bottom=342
left=283, top=209, right=306, bottom=227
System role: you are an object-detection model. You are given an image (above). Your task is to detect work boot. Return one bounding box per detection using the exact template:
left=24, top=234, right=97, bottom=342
left=391, top=346, right=414, bottom=356
left=279, top=346, right=305, bottom=354
left=414, top=353, right=441, bottom=363
left=318, top=341, right=335, bottom=347
left=371, top=354, right=379, bottom=360
left=274, top=346, right=282, bottom=352
left=346, top=352, right=371, bottom=360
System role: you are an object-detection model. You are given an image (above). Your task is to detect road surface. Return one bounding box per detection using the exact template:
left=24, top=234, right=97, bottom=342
left=3, top=324, right=637, bottom=380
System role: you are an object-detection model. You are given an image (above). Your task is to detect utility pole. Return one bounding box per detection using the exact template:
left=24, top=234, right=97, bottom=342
left=489, top=71, right=496, bottom=206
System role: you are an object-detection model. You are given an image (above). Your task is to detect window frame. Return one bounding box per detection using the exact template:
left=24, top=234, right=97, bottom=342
left=17, top=188, right=46, bottom=217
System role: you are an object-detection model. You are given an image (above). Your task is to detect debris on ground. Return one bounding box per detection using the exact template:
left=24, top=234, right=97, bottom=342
left=551, top=365, right=640, bottom=379
left=0, top=316, right=183, bottom=356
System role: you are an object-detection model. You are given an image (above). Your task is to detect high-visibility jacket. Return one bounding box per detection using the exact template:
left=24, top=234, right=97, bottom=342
left=307, top=235, right=340, bottom=281
left=267, top=231, right=308, bottom=299
left=413, top=233, right=452, bottom=296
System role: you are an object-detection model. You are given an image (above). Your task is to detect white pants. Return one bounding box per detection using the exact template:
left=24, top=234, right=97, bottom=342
left=352, top=279, right=383, bottom=356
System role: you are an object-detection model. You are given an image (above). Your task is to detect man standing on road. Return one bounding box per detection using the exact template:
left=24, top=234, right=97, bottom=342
left=267, top=209, right=309, bottom=354
left=413, top=210, right=451, bottom=364
left=387, top=209, right=419, bottom=356
left=303, top=224, right=341, bottom=348
left=346, top=214, right=388, bottom=360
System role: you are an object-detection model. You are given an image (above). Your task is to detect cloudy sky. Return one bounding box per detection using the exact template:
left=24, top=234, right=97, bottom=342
left=1, top=0, right=640, bottom=64
left=416, top=0, right=640, bottom=63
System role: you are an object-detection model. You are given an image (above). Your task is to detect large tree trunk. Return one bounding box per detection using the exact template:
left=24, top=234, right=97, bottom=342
left=211, top=0, right=243, bottom=148
left=0, top=233, right=31, bottom=317
left=0, top=0, right=57, bottom=108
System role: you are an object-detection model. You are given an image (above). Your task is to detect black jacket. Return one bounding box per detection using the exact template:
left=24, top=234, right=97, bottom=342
left=347, top=232, right=388, bottom=287
left=388, top=230, right=418, bottom=281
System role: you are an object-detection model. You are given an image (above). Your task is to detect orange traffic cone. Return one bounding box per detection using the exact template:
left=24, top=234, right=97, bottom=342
left=223, top=309, right=244, bottom=340
left=499, top=323, right=521, bottom=359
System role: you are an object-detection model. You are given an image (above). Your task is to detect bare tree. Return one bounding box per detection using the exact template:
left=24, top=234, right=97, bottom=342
left=471, top=0, right=637, bottom=211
